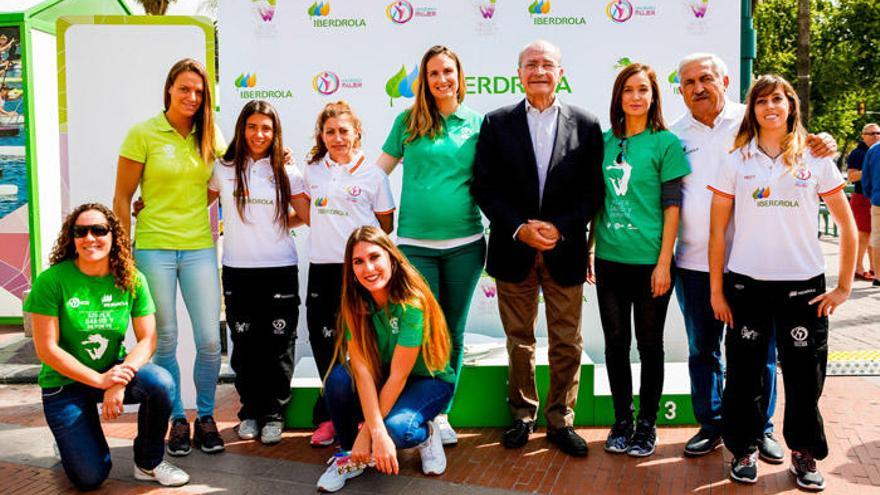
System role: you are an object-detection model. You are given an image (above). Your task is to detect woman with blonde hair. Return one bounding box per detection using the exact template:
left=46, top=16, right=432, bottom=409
left=113, top=58, right=226, bottom=456
left=316, top=226, right=453, bottom=492
left=709, top=74, right=856, bottom=490
left=377, top=45, right=485, bottom=444
left=295, top=100, right=395, bottom=447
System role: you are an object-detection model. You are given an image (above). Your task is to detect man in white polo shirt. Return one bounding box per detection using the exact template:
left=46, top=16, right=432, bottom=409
left=671, top=53, right=836, bottom=460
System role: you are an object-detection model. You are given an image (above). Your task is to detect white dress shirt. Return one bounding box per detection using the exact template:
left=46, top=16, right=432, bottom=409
left=525, top=97, right=560, bottom=205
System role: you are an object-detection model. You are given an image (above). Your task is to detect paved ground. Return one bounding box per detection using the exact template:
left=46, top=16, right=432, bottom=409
left=0, top=236, right=877, bottom=494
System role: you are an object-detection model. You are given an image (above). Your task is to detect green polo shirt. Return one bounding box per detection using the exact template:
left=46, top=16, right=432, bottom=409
left=382, top=105, right=484, bottom=240
left=346, top=302, right=455, bottom=383
left=23, top=260, right=155, bottom=388
left=119, top=112, right=226, bottom=250
left=595, top=129, right=691, bottom=264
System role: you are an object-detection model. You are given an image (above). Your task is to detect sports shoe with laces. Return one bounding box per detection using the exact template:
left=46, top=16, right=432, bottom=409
left=261, top=420, right=284, bottom=445
left=317, top=452, right=366, bottom=492
left=790, top=450, right=825, bottom=491
left=433, top=413, right=458, bottom=445
left=418, top=421, right=447, bottom=475
left=604, top=420, right=633, bottom=454
left=193, top=415, right=225, bottom=454
left=311, top=420, right=336, bottom=447
left=237, top=419, right=258, bottom=440
left=627, top=419, right=657, bottom=457
left=133, top=460, right=190, bottom=487
left=730, top=450, right=759, bottom=484
left=166, top=418, right=191, bottom=457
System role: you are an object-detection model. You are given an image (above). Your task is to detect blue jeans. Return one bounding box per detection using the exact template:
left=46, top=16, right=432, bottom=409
left=676, top=268, right=776, bottom=436
left=323, top=364, right=453, bottom=450
left=135, top=248, right=221, bottom=419
left=42, top=363, right=174, bottom=491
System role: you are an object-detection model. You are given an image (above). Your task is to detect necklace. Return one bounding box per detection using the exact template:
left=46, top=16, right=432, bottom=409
left=756, top=142, right=782, bottom=161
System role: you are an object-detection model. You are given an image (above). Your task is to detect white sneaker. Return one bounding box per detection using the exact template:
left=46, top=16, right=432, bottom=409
left=133, top=460, right=190, bottom=487
left=317, top=454, right=364, bottom=492
left=434, top=414, right=458, bottom=445
left=261, top=421, right=284, bottom=444
left=237, top=419, right=258, bottom=440
left=418, top=421, right=447, bottom=475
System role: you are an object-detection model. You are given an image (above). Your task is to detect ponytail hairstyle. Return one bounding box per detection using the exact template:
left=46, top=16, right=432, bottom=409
left=222, top=100, right=291, bottom=229
left=330, top=226, right=450, bottom=384
left=307, top=100, right=363, bottom=164
left=733, top=74, right=807, bottom=169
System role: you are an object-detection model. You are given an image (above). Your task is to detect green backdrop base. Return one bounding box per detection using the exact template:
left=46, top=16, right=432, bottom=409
left=283, top=357, right=696, bottom=429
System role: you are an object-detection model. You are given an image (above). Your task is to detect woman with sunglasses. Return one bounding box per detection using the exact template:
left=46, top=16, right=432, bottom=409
left=709, top=75, right=856, bottom=490
left=26, top=203, right=189, bottom=490
left=208, top=100, right=305, bottom=445
left=316, top=226, right=453, bottom=492
left=592, top=63, right=691, bottom=457
left=113, top=58, right=226, bottom=456
left=376, top=45, right=485, bottom=444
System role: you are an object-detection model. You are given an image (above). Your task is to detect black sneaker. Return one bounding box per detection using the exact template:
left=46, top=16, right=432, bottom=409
left=627, top=419, right=657, bottom=457
left=684, top=428, right=722, bottom=456
left=758, top=431, right=784, bottom=464
left=730, top=450, right=759, bottom=484
left=193, top=415, right=225, bottom=454
left=166, top=418, right=192, bottom=457
left=790, top=450, right=825, bottom=491
left=604, top=420, right=633, bottom=454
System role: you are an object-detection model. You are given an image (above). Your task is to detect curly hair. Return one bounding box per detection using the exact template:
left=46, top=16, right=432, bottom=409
left=49, top=203, right=140, bottom=294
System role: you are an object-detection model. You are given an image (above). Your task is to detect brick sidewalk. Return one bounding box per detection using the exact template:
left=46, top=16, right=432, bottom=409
left=1, top=376, right=878, bottom=494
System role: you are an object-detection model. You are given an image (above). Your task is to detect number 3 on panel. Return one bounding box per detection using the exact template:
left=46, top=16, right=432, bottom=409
left=664, top=400, right=677, bottom=420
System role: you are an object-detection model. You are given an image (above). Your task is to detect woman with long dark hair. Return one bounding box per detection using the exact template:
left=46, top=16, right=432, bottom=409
left=316, top=226, right=453, bottom=492
left=593, top=63, right=690, bottom=457
left=113, top=58, right=226, bottom=456
left=27, top=203, right=188, bottom=489
left=376, top=46, right=485, bottom=444
left=709, top=75, right=856, bottom=490
left=208, top=100, right=305, bottom=445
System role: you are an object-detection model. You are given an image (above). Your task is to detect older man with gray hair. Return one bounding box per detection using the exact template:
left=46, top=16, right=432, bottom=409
left=472, top=40, right=604, bottom=457
left=670, top=53, right=837, bottom=466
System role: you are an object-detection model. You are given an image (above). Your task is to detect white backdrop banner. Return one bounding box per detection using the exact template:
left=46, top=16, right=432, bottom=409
left=218, top=0, right=742, bottom=364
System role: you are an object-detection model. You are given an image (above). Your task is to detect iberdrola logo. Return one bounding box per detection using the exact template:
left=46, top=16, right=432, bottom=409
left=614, top=57, right=632, bottom=69
left=752, top=187, right=770, bottom=199
left=315, top=197, right=329, bottom=207
left=668, top=69, right=681, bottom=94
left=235, top=73, right=257, bottom=88
left=385, top=64, right=419, bottom=107
left=308, top=1, right=330, bottom=16
left=528, top=0, right=550, bottom=14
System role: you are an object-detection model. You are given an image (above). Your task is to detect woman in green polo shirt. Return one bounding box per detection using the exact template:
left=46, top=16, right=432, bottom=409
left=593, top=63, right=691, bottom=458
left=27, top=203, right=189, bottom=489
left=113, top=58, right=226, bottom=457
left=316, top=226, right=453, bottom=492
left=377, top=45, right=485, bottom=445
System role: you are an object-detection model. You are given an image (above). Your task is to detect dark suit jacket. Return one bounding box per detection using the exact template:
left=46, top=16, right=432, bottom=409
left=471, top=100, right=604, bottom=286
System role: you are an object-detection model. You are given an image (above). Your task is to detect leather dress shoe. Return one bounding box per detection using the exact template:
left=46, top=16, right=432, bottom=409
left=546, top=426, right=588, bottom=457
left=502, top=419, right=536, bottom=449
left=758, top=432, right=784, bottom=464
left=684, top=428, right=722, bottom=456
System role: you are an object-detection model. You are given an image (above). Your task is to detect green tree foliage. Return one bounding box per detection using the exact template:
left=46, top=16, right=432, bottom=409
left=754, top=0, right=880, bottom=154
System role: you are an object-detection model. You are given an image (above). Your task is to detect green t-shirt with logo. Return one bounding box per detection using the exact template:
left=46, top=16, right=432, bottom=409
left=346, top=302, right=454, bottom=383
left=119, top=111, right=226, bottom=250
left=381, top=106, right=484, bottom=240
left=23, top=260, right=155, bottom=388
left=595, top=129, right=691, bottom=264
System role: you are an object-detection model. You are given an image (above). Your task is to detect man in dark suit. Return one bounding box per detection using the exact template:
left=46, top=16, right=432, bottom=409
left=471, top=40, right=604, bottom=457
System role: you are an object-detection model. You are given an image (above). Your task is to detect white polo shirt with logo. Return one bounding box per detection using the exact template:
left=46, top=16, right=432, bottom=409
left=671, top=100, right=745, bottom=272
left=209, top=157, right=304, bottom=268
left=708, top=139, right=845, bottom=281
left=294, top=152, right=395, bottom=264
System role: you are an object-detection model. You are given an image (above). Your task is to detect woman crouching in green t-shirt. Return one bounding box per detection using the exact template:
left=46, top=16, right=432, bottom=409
left=25, top=203, right=188, bottom=490
left=592, top=64, right=691, bottom=458
left=316, top=226, right=454, bottom=493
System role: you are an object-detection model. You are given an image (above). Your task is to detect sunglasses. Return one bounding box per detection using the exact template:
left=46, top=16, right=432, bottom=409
left=616, top=137, right=628, bottom=164
left=863, top=132, right=880, bottom=136
left=72, top=224, right=111, bottom=238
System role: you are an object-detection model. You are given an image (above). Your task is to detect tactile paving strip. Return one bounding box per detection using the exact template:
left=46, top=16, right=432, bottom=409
left=827, top=350, right=880, bottom=376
